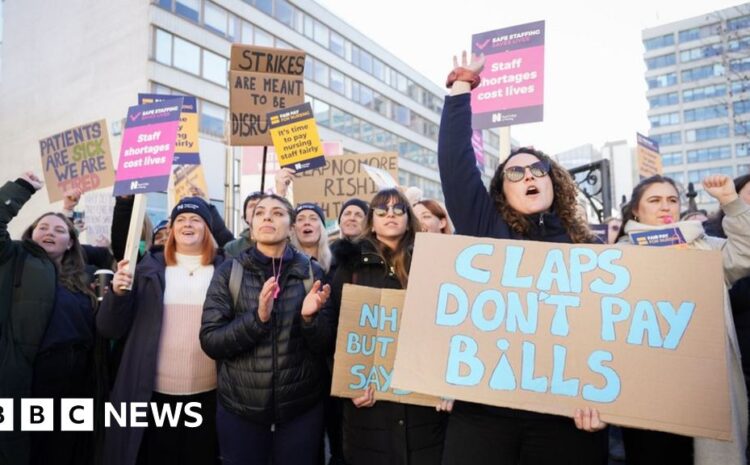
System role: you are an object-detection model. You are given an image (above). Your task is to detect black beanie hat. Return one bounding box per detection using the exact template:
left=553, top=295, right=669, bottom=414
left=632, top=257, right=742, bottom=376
left=171, top=197, right=213, bottom=232
left=294, top=202, right=326, bottom=224
left=338, top=198, right=369, bottom=223
left=151, top=219, right=169, bottom=242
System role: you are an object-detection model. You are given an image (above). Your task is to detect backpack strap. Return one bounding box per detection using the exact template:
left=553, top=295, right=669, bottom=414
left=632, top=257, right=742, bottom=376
left=229, top=259, right=243, bottom=309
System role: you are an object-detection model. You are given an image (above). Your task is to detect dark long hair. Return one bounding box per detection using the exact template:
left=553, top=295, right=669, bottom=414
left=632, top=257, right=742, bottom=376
left=362, top=189, right=422, bottom=288
left=616, top=175, right=681, bottom=242
left=489, top=147, right=594, bottom=243
left=22, top=212, right=94, bottom=302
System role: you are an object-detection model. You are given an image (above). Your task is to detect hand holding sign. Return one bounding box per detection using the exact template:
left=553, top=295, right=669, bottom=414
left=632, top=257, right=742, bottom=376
left=352, top=385, right=376, bottom=409
left=274, top=167, right=295, bottom=197
left=20, top=172, right=44, bottom=191
left=112, top=259, right=133, bottom=296
left=574, top=407, right=606, bottom=432
left=703, top=174, right=738, bottom=206
left=301, top=280, right=331, bottom=323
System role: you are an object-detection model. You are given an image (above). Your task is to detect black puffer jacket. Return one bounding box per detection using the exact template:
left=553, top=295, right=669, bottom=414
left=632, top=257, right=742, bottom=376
left=200, top=245, right=334, bottom=425
left=0, top=180, right=57, bottom=465
left=331, top=239, right=447, bottom=465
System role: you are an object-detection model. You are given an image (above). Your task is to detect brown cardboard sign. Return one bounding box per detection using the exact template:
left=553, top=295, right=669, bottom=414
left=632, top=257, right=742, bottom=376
left=39, top=119, right=115, bottom=202
left=331, top=284, right=440, bottom=407
left=229, top=45, right=306, bottom=146
left=392, top=233, right=730, bottom=440
left=292, top=152, right=398, bottom=221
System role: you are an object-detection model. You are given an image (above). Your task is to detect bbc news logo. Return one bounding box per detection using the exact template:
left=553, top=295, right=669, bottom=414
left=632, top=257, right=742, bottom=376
left=0, top=399, right=203, bottom=431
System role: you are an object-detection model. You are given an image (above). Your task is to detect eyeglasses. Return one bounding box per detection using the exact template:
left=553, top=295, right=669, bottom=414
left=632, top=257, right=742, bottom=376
left=503, top=160, right=550, bottom=183
left=372, top=203, right=407, bottom=217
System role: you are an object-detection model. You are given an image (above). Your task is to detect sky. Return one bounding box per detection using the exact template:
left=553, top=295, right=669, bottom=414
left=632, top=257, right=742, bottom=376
left=317, top=0, right=747, bottom=154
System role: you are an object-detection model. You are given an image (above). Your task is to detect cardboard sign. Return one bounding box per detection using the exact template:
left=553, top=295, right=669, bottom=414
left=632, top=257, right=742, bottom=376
left=138, top=94, right=200, bottom=164
left=629, top=227, right=687, bottom=247
left=229, top=45, right=306, bottom=146
left=331, top=284, right=440, bottom=407
left=471, top=21, right=545, bottom=128
left=293, top=152, right=398, bottom=221
left=392, top=234, right=730, bottom=440
left=82, top=191, right=116, bottom=244
left=113, top=98, right=183, bottom=195
left=636, top=133, right=663, bottom=179
left=268, top=103, right=326, bottom=172
left=39, top=119, right=115, bottom=202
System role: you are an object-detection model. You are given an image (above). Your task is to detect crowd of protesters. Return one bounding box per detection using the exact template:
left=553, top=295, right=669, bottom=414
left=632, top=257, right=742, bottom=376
left=1, top=49, right=750, bottom=465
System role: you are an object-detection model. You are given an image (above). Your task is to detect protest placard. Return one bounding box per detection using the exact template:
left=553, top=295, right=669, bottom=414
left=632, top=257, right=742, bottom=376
left=471, top=21, right=545, bottom=128
left=636, top=133, right=663, bottom=179
left=139, top=94, right=200, bottom=164
left=39, top=119, right=115, bottom=202
left=293, top=152, right=398, bottom=222
left=113, top=98, right=183, bottom=195
left=268, top=102, right=326, bottom=172
left=392, top=233, right=729, bottom=439
left=229, top=45, right=305, bottom=146
left=331, top=284, right=440, bottom=407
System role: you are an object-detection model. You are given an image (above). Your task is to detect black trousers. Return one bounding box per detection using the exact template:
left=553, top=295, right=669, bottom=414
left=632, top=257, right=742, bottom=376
left=136, top=390, right=219, bottom=465
left=441, top=402, right=608, bottom=465
left=30, top=344, right=94, bottom=465
left=621, top=427, right=692, bottom=465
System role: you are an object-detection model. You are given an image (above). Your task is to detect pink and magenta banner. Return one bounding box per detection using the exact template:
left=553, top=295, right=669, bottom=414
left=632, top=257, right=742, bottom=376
left=471, top=21, right=545, bottom=128
left=113, top=98, right=183, bottom=195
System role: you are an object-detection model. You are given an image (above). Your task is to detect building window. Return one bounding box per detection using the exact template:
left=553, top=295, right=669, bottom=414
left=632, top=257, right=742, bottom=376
left=650, top=131, right=681, bottom=146
left=731, top=57, right=750, bottom=73
left=733, top=80, right=750, bottom=95
left=679, top=44, right=722, bottom=63
left=649, top=112, right=680, bottom=128
left=313, top=60, right=329, bottom=86
left=274, top=0, right=294, bottom=27
left=330, top=31, right=345, bottom=57
left=681, top=63, right=724, bottom=82
left=683, top=103, right=727, bottom=122
left=330, top=69, right=344, bottom=94
left=643, top=34, right=674, bottom=51
left=312, top=99, right=330, bottom=127
left=200, top=100, right=225, bottom=138
left=661, top=152, right=683, bottom=166
left=686, top=146, right=731, bottom=163
left=241, top=21, right=253, bottom=43
left=646, top=72, right=677, bottom=89
left=738, top=143, right=750, bottom=157
left=254, top=28, right=273, bottom=47
left=678, top=23, right=718, bottom=42
left=735, top=120, right=750, bottom=136
left=255, top=0, right=272, bottom=16
left=154, top=29, right=172, bottom=65
left=173, top=36, right=200, bottom=75
left=175, top=0, right=200, bottom=22
left=688, top=166, right=734, bottom=184
left=648, top=92, right=678, bottom=109
left=683, top=83, right=726, bottom=103
left=664, top=171, right=685, bottom=186
left=734, top=100, right=750, bottom=115
left=728, top=36, right=750, bottom=53
left=728, top=15, right=750, bottom=31
left=645, top=53, right=676, bottom=70
left=685, top=124, right=729, bottom=142
left=202, top=49, right=227, bottom=86
left=156, top=0, right=172, bottom=9
left=313, top=19, right=329, bottom=47
left=204, top=2, right=228, bottom=36
left=739, top=164, right=750, bottom=175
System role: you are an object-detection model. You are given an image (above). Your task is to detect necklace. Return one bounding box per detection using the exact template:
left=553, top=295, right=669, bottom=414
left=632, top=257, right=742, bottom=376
left=184, top=264, right=202, bottom=276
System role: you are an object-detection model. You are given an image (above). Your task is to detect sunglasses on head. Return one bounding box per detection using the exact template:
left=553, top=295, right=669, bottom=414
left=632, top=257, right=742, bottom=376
left=372, top=203, right=407, bottom=217
left=503, top=160, right=550, bottom=183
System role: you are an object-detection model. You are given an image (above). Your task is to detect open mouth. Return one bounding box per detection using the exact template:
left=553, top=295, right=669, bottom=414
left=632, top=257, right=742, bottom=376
left=526, top=186, right=540, bottom=196
left=42, top=238, right=56, bottom=245
left=302, top=228, right=314, bottom=235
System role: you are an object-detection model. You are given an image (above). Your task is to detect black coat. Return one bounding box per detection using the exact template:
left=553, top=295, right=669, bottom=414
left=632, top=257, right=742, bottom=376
left=331, top=239, right=447, bottom=465
left=96, top=250, right=225, bottom=465
left=0, top=180, right=58, bottom=465
left=200, top=245, right=333, bottom=425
